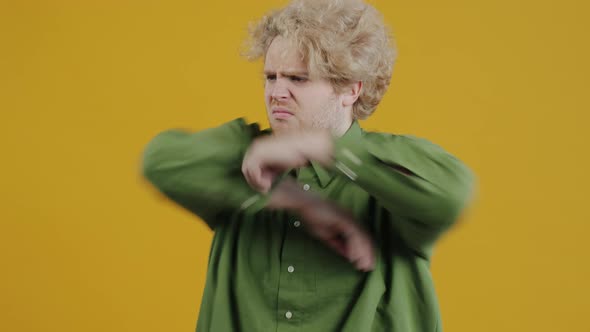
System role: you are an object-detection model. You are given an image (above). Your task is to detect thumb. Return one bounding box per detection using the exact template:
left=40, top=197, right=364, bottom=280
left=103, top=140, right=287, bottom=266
left=259, top=168, right=280, bottom=193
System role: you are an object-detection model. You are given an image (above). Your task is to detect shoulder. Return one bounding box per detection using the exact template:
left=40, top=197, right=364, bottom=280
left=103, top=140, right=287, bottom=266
left=361, top=128, right=448, bottom=154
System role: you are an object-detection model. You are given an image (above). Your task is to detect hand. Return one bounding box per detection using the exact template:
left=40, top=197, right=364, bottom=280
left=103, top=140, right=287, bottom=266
left=299, top=198, right=375, bottom=272
left=268, top=179, right=375, bottom=271
left=242, top=132, right=333, bottom=193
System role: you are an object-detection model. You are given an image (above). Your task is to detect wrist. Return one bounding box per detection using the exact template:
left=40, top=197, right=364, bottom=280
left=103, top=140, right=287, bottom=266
left=295, top=131, right=334, bottom=166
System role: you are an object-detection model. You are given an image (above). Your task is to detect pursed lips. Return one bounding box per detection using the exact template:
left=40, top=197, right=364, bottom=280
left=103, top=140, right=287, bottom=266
left=272, top=108, right=294, bottom=119
left=272, top=107, right=293, bottom=114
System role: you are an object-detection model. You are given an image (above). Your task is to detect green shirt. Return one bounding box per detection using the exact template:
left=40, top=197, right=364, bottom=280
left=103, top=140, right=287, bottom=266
left=142, top=118, right=474, bottom=332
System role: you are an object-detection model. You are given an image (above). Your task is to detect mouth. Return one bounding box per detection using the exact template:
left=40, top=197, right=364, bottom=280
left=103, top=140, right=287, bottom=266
left=272, top=108, right=294, bottom=119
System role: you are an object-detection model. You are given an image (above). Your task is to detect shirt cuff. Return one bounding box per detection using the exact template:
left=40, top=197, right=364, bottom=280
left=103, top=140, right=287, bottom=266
left=332, top=134, right=372, bottom=182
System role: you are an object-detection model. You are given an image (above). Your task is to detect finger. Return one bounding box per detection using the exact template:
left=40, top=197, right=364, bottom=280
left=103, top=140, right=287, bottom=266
left=308, top=224, right=351, bottom=259
left=259, top=168, right=279, bottom=193
left=351, top=233, right=375, bottom=272
left=246, top=161, right=266, bottom=192
left=241, top=159, right=251, bottom=186
left=244, top=165, right=256, bottom=189
left=349, top=232, right=375, bottom=271
left=243, top=144, right=270, bottom=192
left=259, top=173, right=272, bottom=193
left=242, top=154, right=256, bottom=188
left=323, top=235, right=348, bottom=258
left=336, top=223, right=375, bottom=271
left=319, top=230, right=372, bottom=271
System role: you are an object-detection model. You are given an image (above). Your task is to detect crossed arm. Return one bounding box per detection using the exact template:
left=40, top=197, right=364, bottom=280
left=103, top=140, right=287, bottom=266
left=142, top=118, right=474, bottom=270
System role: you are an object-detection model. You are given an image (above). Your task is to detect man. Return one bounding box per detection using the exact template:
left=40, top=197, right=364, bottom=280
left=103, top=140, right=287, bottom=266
left=142, top=0, right=474, bottom=331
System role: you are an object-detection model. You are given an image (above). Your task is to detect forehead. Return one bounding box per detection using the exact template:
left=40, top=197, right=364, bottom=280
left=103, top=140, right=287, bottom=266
left=264, top=36, right=307, bottom=72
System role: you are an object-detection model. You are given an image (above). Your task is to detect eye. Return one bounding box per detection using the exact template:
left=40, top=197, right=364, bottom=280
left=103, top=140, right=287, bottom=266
left=265, top=74, right=277, bottom=81
left=289, top=76, right=307, bottom=83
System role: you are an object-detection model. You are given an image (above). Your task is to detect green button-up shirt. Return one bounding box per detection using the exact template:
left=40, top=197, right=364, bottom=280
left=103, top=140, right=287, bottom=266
left=142, top=118, right=474, bottom=332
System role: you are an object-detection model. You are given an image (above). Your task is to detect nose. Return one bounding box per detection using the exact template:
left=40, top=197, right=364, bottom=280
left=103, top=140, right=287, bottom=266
left=269, top=78, right=290, bottom=101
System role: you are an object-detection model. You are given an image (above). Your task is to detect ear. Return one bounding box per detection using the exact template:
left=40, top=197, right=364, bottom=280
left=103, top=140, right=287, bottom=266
left=341, top=81, right=362, bottom=107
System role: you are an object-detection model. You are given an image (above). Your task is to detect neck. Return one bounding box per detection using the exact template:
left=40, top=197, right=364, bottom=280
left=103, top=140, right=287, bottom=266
left=331, top=118, right=353, bottom=137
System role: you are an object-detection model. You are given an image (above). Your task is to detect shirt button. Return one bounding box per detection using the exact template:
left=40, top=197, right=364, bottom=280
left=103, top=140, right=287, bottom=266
left=285, top=311, right=293, bottom=319
left=293, top=220, right=301, bottom=228
left=287, top=265, right=295, bottom=273
left=303, top=184, right=310, bottom=191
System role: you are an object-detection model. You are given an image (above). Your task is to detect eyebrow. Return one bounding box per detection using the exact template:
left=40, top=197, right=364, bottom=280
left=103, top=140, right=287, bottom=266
left=263, top=70, right=309, bottom=77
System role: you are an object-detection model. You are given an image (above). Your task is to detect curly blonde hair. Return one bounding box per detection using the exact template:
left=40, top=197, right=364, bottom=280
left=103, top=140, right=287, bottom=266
left=244, top=0, right=396, bottom=120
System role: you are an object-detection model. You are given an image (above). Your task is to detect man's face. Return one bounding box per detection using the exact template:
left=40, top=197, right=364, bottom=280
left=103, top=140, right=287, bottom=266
left=264, top=36, right=347, bottom=135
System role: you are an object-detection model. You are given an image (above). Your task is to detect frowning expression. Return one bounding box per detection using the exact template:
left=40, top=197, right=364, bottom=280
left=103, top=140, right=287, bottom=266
left=264, top=36, right=348, bottom=135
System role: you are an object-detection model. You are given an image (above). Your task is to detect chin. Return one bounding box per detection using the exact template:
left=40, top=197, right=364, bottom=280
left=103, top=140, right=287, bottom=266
left=270, top=119, right=298, bottom=135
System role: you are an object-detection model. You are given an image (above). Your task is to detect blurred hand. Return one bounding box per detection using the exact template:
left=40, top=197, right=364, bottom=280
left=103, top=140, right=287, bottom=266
left=268, top=178, right=375, bottom=272
left=242, top=132, right=333, bottom=193
left=300, top=198, right=375, bottom=271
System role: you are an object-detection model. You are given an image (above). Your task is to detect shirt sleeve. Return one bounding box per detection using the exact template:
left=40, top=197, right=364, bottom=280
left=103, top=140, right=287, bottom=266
left=332, top=131, right=475, bottom=256
left=141, top=118, right=271, bottom=229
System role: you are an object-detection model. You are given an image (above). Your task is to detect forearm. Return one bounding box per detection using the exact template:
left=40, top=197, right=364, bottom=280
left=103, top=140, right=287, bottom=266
left=282, top=129, right=473, bottom=225
left=333, top=140, right=473, bottom=225
left=142, top=118, right=269, bottom=227
left=326, top=132, right=474, bottom=252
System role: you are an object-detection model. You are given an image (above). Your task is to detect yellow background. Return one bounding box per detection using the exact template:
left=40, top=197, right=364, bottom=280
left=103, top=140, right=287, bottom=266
left=1, top=0, right=588, bottom=331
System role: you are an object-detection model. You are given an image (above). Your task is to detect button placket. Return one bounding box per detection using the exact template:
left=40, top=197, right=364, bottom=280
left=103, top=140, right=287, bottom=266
left=276, top=212, right=312, bottom=328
